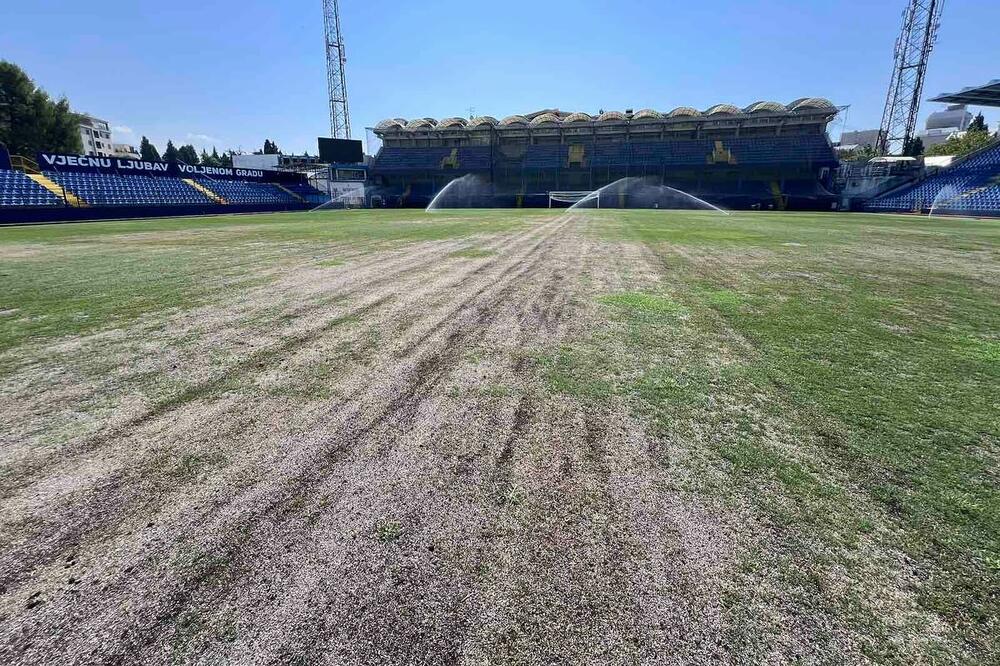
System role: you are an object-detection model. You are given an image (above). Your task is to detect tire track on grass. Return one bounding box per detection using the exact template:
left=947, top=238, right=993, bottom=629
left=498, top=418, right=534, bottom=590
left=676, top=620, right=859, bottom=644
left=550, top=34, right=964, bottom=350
left=0, top=217, right=571, bottom=664
left=0, top=219, right=565, bottom=591
left=238, top=219, right=581, bottom=666
left=87, top=215, right=570, bottom=664
left=0, top=218, right=558, bottom=500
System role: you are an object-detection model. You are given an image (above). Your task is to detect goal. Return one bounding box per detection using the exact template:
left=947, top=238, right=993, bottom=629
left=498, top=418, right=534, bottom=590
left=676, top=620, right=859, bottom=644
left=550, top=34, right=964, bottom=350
left=548, top=191, right=597, bottom=208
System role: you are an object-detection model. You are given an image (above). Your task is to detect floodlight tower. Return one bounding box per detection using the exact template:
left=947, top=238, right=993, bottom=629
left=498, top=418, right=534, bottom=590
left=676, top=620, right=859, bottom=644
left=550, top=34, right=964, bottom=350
left=876, top=0, right=944, bottom=155
left=323, top=0, right=351, bottom=139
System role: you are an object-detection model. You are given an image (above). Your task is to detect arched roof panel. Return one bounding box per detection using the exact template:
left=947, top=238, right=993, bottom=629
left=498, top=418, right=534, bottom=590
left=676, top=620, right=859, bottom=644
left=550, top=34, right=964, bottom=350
left=789, top=97, right=836, bottom=111
left=467, top=116, right=499, bottom=127
left=530, top=112, right=563, bottom=126
left=633, top=109, right=664, bottom=121
left=744, top=101, right=788, bottom=114
left=405, top=118, right=437, bottom=130
left=437, top=117, right=469, bottom=128
left=499, top=115, right=529, bottom=126
left=705, top=104, right=742, bottom=116
left=375, top=119, right=405, bottom=130
left=667, top=107, right=701, bottom=118
left=597, top=111, right=627, bottom=122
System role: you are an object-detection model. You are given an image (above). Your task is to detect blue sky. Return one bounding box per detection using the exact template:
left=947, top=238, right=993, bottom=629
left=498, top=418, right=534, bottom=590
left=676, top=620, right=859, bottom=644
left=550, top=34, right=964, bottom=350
left=3, top=1, right=998, bottom=155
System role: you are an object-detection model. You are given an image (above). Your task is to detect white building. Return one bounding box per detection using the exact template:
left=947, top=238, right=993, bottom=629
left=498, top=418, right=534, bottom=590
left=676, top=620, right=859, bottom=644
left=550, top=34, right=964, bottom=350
left=920, top=104, right=973, bottom=150
left=112, top=143, right=140, bottom=159
left=79, top=114, right=114, bottom=157
left=838, top=129, right=884, bottom=151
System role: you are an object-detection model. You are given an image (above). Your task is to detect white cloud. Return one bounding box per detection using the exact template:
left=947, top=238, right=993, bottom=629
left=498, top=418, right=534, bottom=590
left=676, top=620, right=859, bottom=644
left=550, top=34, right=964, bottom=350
left=187, top=132, right=221, bottom=145
left=112, top=125, right=134, bottom=135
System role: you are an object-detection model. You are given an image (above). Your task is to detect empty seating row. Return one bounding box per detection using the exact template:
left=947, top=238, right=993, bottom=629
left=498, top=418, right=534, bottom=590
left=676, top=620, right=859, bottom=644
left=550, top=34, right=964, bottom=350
left=958, top=142, right=1000, bottom=170
left=523, top=145, right=566, bottom=169
left=0, top=169, right=63, bottom=207
left=933, top=182, right=1000, bottom=213
left=868, top=175, right=985, bottom=212
left=373, top=146, right=493, bottom=172
left=868, top=141, right=1000, bottom=214
left=590, top=136, right=837, bottom=167
left=198, top=179, right=298, bottom=205
left=283, top=182, right=330, bottom=204
left=45, top=172, right=212, bottom=206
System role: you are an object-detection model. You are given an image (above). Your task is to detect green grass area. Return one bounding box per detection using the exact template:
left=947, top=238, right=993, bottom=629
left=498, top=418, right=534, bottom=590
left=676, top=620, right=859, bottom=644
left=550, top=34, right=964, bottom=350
left=448, top=247, right=497, bottom=259
left=543, top=210, right=1000, bottom=659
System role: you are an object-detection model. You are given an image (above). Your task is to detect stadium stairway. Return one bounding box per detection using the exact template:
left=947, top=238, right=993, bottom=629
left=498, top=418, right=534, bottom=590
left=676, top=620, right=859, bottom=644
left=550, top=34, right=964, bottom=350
left=183, top=178, right=227, bottom=204
left=273, top=183, right=306, bottom=203
left=198, top=179, right=299, bottom=205
left=28, top=173, right=86, bottom=207
left=708, top=141, right=737, bottom=165
left=441, top=149, right=460, bottom=169
left=770, top=181, right=787, bottom=210
left=282, top=182, right=329, bottom=204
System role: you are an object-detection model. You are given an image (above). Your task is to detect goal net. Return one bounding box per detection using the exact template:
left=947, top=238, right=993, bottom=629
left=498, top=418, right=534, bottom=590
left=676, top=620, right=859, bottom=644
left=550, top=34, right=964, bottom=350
left=548, top=191, right=597, bottom=208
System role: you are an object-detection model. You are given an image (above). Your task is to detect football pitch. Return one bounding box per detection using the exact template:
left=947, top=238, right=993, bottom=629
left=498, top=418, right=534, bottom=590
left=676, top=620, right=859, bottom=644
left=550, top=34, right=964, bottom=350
left=0, top=209, right=998, bottom=663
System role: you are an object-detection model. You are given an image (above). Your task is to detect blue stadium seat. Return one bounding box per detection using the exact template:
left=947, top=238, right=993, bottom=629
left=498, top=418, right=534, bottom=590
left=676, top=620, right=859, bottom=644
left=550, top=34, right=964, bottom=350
left=373, top=146, right=493, bottom=172
left=0, top=169, right=63, bottom=207
left=523, top=145, right=566, bottom=169
left=867, top=141, right=1000, bottom=215
left=44, top=171, right=213, bottom=206
left=198, top=179, right=298, bottom=205
left=283, top=182, right=331, bottom=204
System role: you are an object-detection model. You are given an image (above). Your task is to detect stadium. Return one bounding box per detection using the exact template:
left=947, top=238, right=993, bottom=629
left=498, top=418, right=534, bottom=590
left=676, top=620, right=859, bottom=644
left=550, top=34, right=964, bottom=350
left=1, top=2, right=999, bottom=665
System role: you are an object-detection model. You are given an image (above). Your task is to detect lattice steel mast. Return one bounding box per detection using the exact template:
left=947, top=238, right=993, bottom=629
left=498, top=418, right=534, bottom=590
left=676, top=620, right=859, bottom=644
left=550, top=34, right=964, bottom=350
left=877, top=0, right=944, bottom=155
left=323, top=0, right=351, bottom=139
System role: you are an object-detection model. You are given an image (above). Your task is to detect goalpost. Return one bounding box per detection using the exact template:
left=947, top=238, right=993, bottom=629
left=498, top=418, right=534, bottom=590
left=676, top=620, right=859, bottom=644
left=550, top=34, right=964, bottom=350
left=548, top=191, right=598, bottom=208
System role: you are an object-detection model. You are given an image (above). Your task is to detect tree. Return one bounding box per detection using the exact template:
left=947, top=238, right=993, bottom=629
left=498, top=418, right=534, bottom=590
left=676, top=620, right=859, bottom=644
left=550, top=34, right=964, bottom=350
left=969, top=112, right=988, bottom=134
left=0, top=60, right=83, bottom=156
left=902, top=136, right=924, bottom=157
left=139, top=136, right=160, bottom=161
left=199, top=148, right=218, bottom=167
left=219, top=150, right=233, bottom=168
left=926, top=128, right=994, bottom=158
left=176, top=144, right=199, bottom=165
left=263, top=139, right=279, bottom=155
left=162, top=140, right=179, bottom=162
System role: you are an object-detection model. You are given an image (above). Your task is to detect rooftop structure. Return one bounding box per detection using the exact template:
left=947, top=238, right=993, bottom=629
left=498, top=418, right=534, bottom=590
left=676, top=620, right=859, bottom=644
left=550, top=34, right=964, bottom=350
left=374, top=99, right=838, bottom=140
left=925, top=104, right=972, bottom=131
left=930, top=80, right=1000, bottom=108
left=112, top=143, right=140, bottom=160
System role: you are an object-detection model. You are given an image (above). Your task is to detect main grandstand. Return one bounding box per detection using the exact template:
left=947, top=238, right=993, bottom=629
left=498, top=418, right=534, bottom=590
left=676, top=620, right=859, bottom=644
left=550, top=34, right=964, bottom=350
left=369, top=99, right=841, bottom=209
